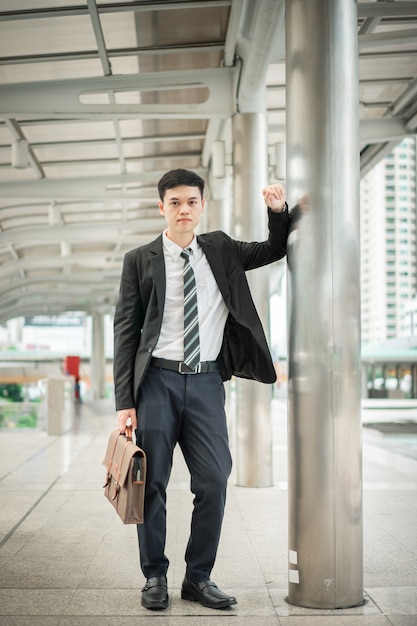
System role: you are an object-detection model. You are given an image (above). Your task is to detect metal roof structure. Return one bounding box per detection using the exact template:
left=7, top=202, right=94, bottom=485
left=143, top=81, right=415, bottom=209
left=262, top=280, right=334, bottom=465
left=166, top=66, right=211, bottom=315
left=1, top=0, right=417, bottom=323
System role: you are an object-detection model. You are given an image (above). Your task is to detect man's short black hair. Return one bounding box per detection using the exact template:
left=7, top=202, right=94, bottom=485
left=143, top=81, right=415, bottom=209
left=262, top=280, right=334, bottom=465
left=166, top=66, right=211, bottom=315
left=157, top=169, right=205, bottom=201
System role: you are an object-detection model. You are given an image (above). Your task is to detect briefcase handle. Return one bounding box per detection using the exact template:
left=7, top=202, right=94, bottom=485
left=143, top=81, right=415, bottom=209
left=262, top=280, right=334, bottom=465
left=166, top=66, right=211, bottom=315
left=125, top=425, right=133, bottom=441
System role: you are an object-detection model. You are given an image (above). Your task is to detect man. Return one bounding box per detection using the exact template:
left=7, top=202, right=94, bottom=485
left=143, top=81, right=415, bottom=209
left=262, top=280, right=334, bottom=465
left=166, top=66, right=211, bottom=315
left=114, top=168, right=288, bottom=611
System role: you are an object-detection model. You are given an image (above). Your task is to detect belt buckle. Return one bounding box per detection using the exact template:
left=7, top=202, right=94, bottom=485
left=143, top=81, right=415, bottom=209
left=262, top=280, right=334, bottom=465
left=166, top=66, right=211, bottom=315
left=178, top=362, right=201, bottom=374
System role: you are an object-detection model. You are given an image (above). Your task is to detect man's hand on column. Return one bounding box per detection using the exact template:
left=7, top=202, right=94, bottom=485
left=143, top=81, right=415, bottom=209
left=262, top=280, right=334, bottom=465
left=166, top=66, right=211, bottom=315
left=262, top=183, right=286, bottom=212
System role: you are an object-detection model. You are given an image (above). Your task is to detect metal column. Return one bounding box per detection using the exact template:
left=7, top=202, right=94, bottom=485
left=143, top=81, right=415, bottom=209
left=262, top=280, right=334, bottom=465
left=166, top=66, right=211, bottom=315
left=207, top=168, right=232, bottom=235
left=286, top=0, right=363, bottom=608
left=91, top=312, right=106, bottom=399
left=233, top=112, right=273, bottom=487
left=207, top=168, right=234, bottom=431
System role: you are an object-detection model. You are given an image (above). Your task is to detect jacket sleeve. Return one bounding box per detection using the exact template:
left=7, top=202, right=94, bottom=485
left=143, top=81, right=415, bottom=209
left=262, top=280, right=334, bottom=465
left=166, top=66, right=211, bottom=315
left=232, top=206, right=289, bottom=270
left=113, top=252, right=143, bottom=410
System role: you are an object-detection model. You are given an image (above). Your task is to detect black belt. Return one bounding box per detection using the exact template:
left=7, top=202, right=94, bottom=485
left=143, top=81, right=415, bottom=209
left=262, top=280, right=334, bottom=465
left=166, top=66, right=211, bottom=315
left=150, top=357, right=220, bottom=374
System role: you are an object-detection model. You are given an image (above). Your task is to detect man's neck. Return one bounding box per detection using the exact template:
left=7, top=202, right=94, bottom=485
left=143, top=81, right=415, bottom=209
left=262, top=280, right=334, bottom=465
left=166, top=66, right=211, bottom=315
left=165, top=230, right=195, bottom=249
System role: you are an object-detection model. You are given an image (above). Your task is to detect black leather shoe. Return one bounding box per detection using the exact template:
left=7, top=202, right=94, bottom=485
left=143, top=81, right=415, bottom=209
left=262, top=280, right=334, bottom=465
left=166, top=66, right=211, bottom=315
left=181, top=578, right=237, bottom=609
left=141, top=576, right=168, bottom=610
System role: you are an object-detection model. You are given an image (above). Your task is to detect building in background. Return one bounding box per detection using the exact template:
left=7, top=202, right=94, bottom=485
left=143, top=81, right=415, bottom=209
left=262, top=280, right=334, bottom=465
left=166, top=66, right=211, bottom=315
left=403, top=297, right=417, bottom=337
left=360, top=136, right=417, bottom=344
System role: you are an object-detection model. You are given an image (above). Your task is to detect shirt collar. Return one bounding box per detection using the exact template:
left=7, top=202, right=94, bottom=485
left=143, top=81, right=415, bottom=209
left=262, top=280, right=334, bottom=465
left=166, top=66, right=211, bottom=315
left=162, top=231, right=199, bottom=261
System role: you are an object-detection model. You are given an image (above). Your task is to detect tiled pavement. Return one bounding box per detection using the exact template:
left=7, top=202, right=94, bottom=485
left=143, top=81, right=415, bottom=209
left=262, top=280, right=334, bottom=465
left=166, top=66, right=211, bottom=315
left=0, top=393, right=416, bottom=625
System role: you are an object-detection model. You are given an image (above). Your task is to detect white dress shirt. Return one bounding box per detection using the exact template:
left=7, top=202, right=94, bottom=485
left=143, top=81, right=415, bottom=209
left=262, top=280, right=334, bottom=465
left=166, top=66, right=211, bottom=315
left=153, top=231, right=229, bottom=362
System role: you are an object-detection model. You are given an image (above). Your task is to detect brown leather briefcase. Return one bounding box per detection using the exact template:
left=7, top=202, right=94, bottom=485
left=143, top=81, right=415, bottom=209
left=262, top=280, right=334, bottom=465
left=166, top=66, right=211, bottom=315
left=102, top=426, right=146, bottom=524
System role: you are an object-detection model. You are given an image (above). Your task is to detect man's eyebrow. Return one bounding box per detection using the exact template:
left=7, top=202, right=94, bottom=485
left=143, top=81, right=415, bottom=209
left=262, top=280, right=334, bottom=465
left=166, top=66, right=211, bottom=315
left=168, top=195, right=199, bottom=201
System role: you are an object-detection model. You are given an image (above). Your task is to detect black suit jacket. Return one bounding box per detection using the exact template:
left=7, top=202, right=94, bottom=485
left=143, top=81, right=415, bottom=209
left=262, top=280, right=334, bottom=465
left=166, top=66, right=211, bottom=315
left=113, top=207, right=289, bottom=410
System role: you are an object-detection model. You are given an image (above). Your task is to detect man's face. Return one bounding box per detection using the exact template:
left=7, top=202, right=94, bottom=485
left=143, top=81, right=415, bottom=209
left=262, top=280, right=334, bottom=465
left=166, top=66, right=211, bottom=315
left=158, top=185, right=205, bottom=242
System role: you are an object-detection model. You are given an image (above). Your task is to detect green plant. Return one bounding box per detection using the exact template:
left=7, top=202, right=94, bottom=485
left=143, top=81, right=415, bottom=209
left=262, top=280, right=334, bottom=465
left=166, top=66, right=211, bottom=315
left=16, top=413, right=37, bottom=428
left=0, top=383, right=24, bottom=403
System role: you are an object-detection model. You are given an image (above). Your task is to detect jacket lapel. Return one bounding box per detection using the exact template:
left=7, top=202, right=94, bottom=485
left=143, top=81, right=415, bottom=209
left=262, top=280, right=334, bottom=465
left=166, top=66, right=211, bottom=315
left=149, top=235, right=166, bottom=312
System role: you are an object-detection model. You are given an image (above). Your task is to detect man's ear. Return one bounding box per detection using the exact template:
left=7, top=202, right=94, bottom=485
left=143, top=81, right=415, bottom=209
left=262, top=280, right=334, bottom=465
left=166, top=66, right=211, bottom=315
left=158, top=200, right=164, bottom=215
left=201, top=197, right=206, bottom=213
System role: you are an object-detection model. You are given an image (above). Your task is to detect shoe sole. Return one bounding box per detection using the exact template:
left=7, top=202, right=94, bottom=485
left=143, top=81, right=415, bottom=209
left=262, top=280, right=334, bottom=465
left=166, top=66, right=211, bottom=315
left=141, top=598, right=168, bottom=610
left=181, top=589, right=237, bottom=609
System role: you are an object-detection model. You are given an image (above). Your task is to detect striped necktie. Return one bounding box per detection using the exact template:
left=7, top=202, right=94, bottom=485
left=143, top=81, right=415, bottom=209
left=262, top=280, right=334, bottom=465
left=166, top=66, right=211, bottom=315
left=180, top=247, right=200, bottom=369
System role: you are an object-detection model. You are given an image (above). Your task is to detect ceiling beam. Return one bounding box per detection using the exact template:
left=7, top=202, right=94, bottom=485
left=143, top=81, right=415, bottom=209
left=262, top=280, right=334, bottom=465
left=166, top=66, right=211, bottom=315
left=359, top=49, right=417, bottom=60
left=0, top=171, right=206, bottom=199
left=360, top=140, right=401, bottom=177
left=87, top=0, right=111, bottom=76
left=0, top=68, right=237, bottom=119
left=0, top=254, right=128, bottom=279
left=28, top=150, right=201, bottom=168
left=1, top=274, right=120, bottom=298
left=0, top=294, right=116, bottom=322
left=0, top=301, right=114, bottom=324
left=0, top=132, right=205, bottom=150
left=0, top=44, right=224, bottom=66
left=236, top=0, right=285, bottom=112
left=0, top=2, right=233, bottom=22
left=223, top=0, right=244, bottom=67
left=359, top=117, right=409, bottom=143
left=359, top=28, right=417, bottom=50
left=357, top=3, right=417, bottom=18
left=390, top=76, right=417, bottom=117
left=0, top=220, right=165, bottom=246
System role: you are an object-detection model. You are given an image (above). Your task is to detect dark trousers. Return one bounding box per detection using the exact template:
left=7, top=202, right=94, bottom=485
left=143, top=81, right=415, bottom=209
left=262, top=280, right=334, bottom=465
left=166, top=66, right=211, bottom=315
left=135, top=366, right=232, bottom=583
